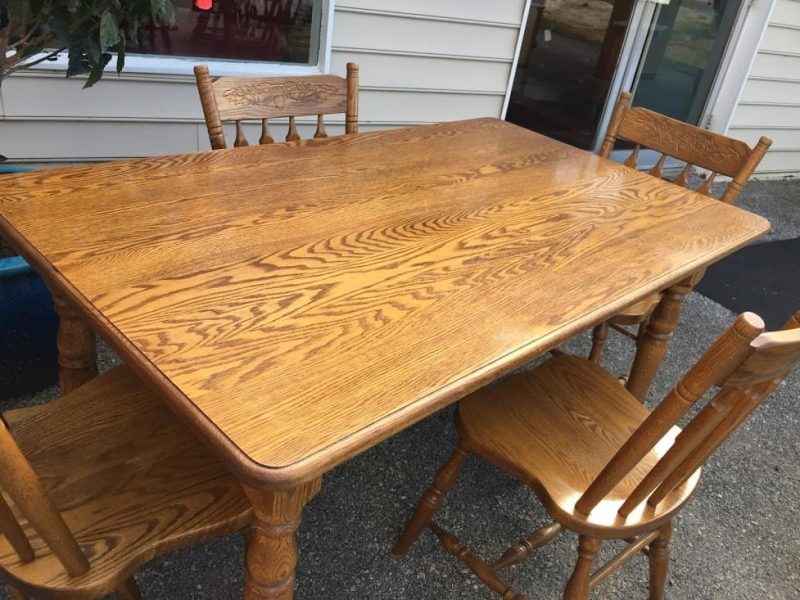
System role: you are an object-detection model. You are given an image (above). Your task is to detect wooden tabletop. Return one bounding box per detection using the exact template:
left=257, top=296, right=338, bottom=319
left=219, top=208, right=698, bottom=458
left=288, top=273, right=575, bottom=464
left=0, top=119, right=769, bottom=488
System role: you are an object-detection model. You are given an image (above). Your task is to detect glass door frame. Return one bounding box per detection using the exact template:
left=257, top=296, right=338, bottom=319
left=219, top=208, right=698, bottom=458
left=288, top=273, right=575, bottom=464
left=591, top=0, right=660, bottom=155
left=592, top=0, right=752, bottom=166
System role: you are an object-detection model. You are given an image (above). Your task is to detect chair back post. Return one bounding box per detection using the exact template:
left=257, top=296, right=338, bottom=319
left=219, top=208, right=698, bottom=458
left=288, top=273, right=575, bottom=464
left=0, top=424, right=89, bottom=576
left=575, top=312, right=765, bottom=515
left=345, top=62, right=360, bottom=134
left=599, top=91, right=630, bottom=158
left=719, top=136, right=773, bottom=204
left=194, top=64, right=227, bottom=150
left=195, top=64, right=360, bottom=148
left=599, top=91, right=771, bottom=202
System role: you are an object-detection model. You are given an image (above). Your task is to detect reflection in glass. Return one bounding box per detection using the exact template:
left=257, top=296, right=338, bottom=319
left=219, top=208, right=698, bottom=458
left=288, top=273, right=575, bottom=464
left=128, top=0, right=321, bottom=65
left=632, top=0, right=743, bottom=124
left=506, top=0, right=636, bottom=149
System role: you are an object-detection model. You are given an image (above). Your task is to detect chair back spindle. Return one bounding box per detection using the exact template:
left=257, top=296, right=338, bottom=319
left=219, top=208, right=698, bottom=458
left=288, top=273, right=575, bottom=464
left=576, top=310, right=800, bottom=518
left=648, top=153, right=667, bottom=178
left=600, top=91, right=771, bottom=204
left=0, top=423, right=89, bottom=575
left=194, top=63, right=359, bottom=150
left=649, top=311, right=800, bottom=507
left=259, top=119, right=274, bottom=145
left=234, top=121, right=249, bottom=148
left=315, top=114, right=328, bottom=139
left=286, top=116, right=300, bottom=142
left=623, top=144, right=640, bottom=168
left=673, top=163, right=692, bottom=188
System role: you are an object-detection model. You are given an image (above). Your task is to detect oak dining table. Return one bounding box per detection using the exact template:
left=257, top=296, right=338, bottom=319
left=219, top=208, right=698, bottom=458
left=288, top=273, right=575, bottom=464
left=0, top=118, right=769, bottom=599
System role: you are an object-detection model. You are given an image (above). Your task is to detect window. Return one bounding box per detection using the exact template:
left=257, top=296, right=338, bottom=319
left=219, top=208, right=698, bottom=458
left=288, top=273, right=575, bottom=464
left=129, top=0, right=323, bottom=65
left=33, top=0, right=331, bottom=77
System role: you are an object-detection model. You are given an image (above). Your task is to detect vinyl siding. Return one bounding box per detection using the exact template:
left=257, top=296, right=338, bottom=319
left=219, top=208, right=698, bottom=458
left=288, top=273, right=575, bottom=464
left=0, top=0, right=527, bottom=163
left=727, top=0, right=800, bottom=177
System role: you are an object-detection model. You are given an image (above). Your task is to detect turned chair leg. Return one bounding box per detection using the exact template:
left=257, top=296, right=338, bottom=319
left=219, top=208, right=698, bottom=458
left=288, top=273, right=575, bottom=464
left=393, top=439, right=469, bottom=556
left=116, top=575, right=142, bottom=600
left=242, top=525, right=253, bottom=553
left=589, top=322, right=608, bottom=364
left=564, top=535, right=601, bottom=600
left=8, top=585, right=28, bottom=600
left=648, top=522, right=673, bottom=600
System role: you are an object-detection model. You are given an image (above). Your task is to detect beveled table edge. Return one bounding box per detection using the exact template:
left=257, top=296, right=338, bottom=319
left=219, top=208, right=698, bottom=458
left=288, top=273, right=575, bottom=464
left=0, top=141, right=771, bottom=491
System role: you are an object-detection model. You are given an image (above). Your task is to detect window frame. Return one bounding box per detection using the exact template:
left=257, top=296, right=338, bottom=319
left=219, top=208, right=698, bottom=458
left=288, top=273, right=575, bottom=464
left=30, top=0, right=336, bottom=77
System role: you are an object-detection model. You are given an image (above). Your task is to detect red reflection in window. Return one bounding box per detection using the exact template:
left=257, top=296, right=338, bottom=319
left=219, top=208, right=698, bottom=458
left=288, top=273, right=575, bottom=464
left=128, top=0, right=318, bottom=64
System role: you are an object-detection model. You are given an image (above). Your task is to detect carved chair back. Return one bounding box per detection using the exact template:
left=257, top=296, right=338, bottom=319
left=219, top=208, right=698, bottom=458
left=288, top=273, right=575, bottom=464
left=0, top=421, right=90, bottom=577
left=600, top=91, right=771, bottom=204
left=194, top=63, right=359, bottom=150
left=576, top=309, right=800, bottom=517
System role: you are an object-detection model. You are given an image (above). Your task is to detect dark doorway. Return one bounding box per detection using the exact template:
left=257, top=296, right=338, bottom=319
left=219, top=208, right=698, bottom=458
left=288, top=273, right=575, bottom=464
left=506, top=0, right=635, bottom=149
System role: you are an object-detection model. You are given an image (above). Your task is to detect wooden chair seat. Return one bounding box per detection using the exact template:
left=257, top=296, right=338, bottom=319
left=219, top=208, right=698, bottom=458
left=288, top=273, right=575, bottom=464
left=395, top=310, right=800, bottom=599
left=0, top=366, right=252, bottom=599
left=609, top=293, right=661, bottom=325
left=457, top=354, right=696, bottom=537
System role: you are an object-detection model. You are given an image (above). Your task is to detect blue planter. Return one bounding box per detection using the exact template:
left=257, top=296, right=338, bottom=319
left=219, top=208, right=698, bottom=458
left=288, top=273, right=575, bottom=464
left=0, top=256, right=59, bottom=399
left=1, top=165, right=59, bottom=399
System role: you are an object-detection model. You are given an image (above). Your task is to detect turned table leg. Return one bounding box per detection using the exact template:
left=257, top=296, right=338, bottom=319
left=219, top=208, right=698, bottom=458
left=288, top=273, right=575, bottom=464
left=51, top=293, right=98, bottom=394
left=243, top=479, right=321, bottom=600
left=626, top=277, right=693, bottom=402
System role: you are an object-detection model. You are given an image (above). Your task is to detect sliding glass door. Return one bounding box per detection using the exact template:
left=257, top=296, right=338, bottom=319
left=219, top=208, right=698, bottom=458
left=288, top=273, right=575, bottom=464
left=507, top=0, right=747, bottom=154
left=630, top=0, right=745, bottom=125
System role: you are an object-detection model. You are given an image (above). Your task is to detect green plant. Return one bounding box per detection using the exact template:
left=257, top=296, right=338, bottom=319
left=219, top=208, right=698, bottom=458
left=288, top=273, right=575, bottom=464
left=0, top=2, right=177, bottom=256
left=0, top=0, right=176, bottom=87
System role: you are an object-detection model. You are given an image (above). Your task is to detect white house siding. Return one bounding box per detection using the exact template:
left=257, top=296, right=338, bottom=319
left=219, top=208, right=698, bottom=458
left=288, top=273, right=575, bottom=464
left=727, top=0, right=800, bottom=177
left=0, top=0, right=528, bottom=164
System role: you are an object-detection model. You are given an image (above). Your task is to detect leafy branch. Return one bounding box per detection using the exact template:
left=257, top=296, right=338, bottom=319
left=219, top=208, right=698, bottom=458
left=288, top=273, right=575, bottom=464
left=0, top=0, right=176, bottom=87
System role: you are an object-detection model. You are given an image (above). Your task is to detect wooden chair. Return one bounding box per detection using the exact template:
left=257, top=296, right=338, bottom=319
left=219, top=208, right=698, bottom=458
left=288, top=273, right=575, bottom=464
left=194, top=63, right=359, bottom=150
left=0, top=366, right=252, bottom=599
left=588, top=91, right=771, bottom=366
left=394, top=309, right=800, bottom=599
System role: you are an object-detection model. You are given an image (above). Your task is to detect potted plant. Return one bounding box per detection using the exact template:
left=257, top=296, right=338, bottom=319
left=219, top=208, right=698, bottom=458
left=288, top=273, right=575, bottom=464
left=1, top=0, right=175, bottom=398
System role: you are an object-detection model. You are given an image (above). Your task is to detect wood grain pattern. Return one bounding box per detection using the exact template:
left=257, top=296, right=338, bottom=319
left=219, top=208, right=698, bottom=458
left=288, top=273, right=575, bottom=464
left=0, top=416, right=90, bottom=579
left=0, top=119, right=769, bottom=490
left=455, top=354, right=696, bottom=537
left=589, top=91, right=772, bottom=370
left=396, top=310, right=799, bottom=598
left=194, top=64, right=359, bottom=149
left=601, top=92, right=772, bottom=190
left=215, top=76, right=347, bottom=120
left=0, top=366, right=251, bottom=599
left=242, top=479, right=320, bottom=600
